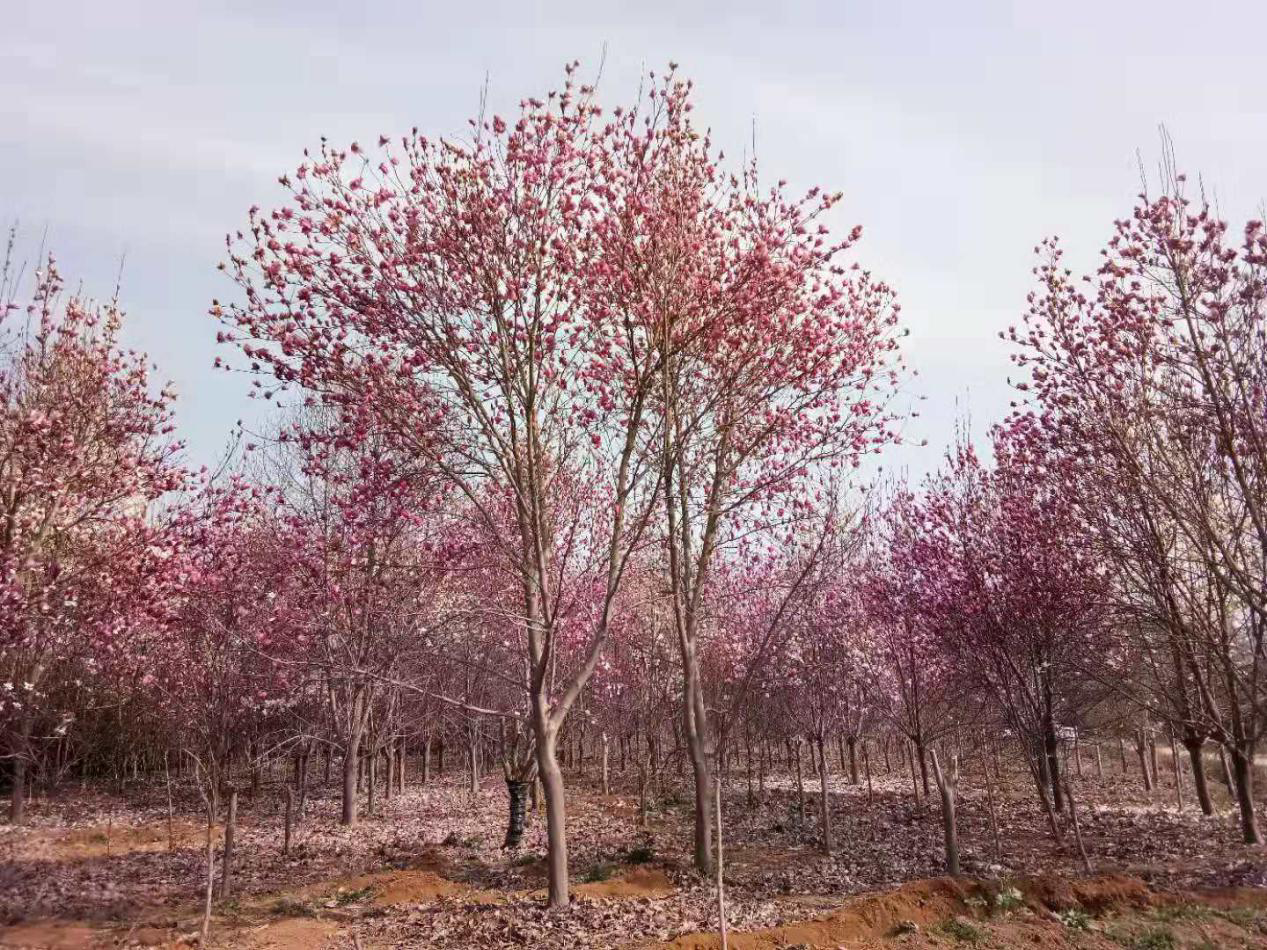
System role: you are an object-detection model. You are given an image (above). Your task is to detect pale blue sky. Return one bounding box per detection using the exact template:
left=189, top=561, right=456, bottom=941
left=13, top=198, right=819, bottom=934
left=4, top=1, right=1265, bottom=475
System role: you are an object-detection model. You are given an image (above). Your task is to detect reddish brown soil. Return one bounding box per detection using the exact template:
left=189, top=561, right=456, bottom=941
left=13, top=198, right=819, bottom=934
left=573, top=867, right=675, bottom=899
left=8, top=821, right=214, bottom=864
left=655, top=874, right=1267, bottom=949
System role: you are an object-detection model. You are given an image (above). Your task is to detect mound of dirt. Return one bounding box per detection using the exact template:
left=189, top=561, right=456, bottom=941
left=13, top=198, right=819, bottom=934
left=0, top=921, right=100, bottom=949
left=1017, top=872, right=1154, bottom=912
left=574, top=867, right=675, bottom=899
left=653, top=874, right=1252, bottom=949
left=661, top=877, right=977, bottom=949
left=236, top=917, right=338, bottom=950
left=373, top=869, right=466, bottom=905
left=8, top=820, right=214, bottom=863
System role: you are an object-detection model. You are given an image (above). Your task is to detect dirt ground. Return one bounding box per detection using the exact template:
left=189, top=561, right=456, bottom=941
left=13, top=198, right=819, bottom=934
left=658, top=876, right=1267, bottom=949
left=1, top=750, right=1264, bottom=948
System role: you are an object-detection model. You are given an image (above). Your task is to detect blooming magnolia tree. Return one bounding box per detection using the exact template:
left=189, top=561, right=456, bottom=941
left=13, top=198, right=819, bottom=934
left=604, top=69, right=905, bottom=873
left=215, top=66, right=674, bottom=903
left=0, top=258, right=186, bottom=823
left=876, top=426, right=1109, bottom=842
left=1008, top=164, right=1267, bottom=843
left=259, top=411, right=458, bottom=826
left=767, top=525, right=877, bottom=854
left=861, top=485, right=961, bottom=796
left=152, top=479, right=292, bottom=813
left=216, top=61, right=904, bottom=891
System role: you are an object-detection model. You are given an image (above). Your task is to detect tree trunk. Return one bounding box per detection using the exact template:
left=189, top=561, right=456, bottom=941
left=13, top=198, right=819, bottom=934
left=298, top=746, right=310, bottom=816
left=1024, top=743, right=1064, bottom=844
left=929, top=750, right=959, bottom=876
left=601, top=732, right=610, bottom=796
left=906, top=740, right=922, bottom=806
left=683, top=667, right=713, bottom=875
left=916, top=740, right=931, bottom=796
left=341, top=735, right=361, bottom=826
left=1168, top=730, right=1182, bottom=810
left=250, top=750, right=261, bottom=802
left=757, top=739, right=766, bottom=802
left=863, top=740, right=874, bottom=804
left=201, top=812, right=214, bottom=946
left=847, top=736, right=859, bottom=785
left=794, top=740, right=806, bottom=820
left=535, top=723, right=570, bottom=907
left=1183, top=736, right=1214, bottom=816
left=715, top=767, right=728, bottom=950
left=164, top=752, right=176, bottom=851
left=983, top=755, right=1002, bottom=861
left=1044, top=719, right=1064, bottom=812
left=1135, top=731, right=1154, bottom=792
left=638, top=747, right=651, bottom=827
left=817, top=736, right=832, bottom=854
left=744, top=733, right=755, bottom=805
left=9, top=754, right=26, bottom=825
left=220, top=788, right=237, bottom=898
left=1064, top=777, right=1092, bottom=873
left=1228, top=743, right=1262, bottom=844
left=690, top=746, right=714, bottom=874
left=283, top=787, right=294, bottom=855
left=8, top=715, right=31, bottom=824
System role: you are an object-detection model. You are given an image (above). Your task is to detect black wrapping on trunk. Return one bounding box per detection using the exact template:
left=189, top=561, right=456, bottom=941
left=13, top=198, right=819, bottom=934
left=504, top=779, right=531, bottom=848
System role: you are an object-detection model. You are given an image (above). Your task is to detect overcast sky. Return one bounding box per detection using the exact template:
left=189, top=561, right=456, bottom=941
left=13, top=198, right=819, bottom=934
left=4, top=0, right=1265, bottom=476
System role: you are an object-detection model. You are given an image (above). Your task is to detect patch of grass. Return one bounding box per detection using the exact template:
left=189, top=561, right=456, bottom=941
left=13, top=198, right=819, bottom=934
left=1212, top=906, right=1266, bottom=931
left=1153, top=903, right=1211, bottom=923
left=1058, top=908, right=1092, bottom=931
left=583, top=861, right=618, bottom=883
left=1112, top=926, right=1176, bottom=950
left=991, top=885, right=1024, bottom=913
left=269, top=897, right=314, bottom=917
left=939, top=917, right=984, bottom=943
left=332, top=885, right=376, bottom=905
